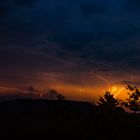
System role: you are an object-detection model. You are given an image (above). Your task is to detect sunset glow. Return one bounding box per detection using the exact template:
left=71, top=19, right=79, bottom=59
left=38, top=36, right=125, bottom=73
left=1, top=0, right=140, bottom=139
left=0, top=0, right=140, bottom=102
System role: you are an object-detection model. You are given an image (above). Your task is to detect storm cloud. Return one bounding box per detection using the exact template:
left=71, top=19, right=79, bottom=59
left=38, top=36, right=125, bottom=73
left=0, top=0, right=140, bottom=91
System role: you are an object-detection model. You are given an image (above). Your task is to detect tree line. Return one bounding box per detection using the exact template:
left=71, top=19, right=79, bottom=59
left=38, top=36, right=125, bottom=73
left=27, top=84, right=140, bottom=113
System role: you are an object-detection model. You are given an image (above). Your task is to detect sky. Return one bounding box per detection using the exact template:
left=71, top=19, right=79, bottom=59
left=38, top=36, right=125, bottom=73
left=0, top=0, right=140, bottom=101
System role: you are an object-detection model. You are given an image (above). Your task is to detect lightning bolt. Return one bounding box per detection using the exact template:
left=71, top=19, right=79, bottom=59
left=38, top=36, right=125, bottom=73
left=114, top=87, right=125, bottom=98
left=111, top=86, right=117, bottom=93
left=96, top=74, right=111, bottom=88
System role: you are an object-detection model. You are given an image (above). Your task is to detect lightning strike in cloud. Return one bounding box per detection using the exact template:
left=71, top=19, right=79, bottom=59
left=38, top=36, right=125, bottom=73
left=114, top=87, right=125, bottom=98
left=96, top=74, right=111, bottom=88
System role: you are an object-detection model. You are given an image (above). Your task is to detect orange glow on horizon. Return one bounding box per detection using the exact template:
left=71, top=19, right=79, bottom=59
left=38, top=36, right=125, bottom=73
left=0, top=82, right=135, bottom=103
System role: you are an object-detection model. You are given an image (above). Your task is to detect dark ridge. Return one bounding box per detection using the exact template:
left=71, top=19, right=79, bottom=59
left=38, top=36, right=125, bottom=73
left=0, top=98, right=139, bottom=139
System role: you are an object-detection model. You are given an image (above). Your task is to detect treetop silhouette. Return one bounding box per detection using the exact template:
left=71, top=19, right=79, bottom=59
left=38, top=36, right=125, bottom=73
left=98, top=91, right=121, bottom=113
left=123, top=85, right=140, bottom=113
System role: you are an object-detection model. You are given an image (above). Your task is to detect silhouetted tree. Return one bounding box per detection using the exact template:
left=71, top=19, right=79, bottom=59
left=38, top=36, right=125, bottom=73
left=98, top=91, right=121, bottom=113
left=46, top=89, right=58, bottom=100
left=46, top=89, right=65, bottom=101
left=57, top=94, right=65, bottom=101
left=122, top=85, right=140, bottom=113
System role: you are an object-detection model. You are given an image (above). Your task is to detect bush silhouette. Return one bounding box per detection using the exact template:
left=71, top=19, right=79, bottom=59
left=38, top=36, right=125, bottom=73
left=57, top=94, right=65, bottom=101
left=45, top=89, right=66, bottom=101
left=98, top=91, right=121, bottom=113
left=123, top=85, right=140, bottom=113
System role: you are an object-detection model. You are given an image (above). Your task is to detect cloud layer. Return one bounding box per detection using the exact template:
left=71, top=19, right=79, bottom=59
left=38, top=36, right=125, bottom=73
left=0, top=0, right=140, bottom=98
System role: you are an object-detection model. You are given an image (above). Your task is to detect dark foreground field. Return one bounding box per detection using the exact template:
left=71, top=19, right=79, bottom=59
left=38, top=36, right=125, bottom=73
left=0, top=99, right=139, bottom=139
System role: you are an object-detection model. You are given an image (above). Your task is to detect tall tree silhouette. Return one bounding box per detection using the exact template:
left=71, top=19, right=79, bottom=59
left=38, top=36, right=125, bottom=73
left=98, top=91, right=120, bottom=113
left=123, top=85, right=140, bottom=113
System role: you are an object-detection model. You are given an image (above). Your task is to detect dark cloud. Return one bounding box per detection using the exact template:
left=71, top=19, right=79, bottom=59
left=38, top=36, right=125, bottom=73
left=121, top=80, right=140, bottom=86
left=127, top=0, right=140, bottom=9
left=0, top=0, right=140, bottom=90
left=14, top=0, right=36, bottom=7
left=0, top=0, right=36, bottom=18
left=0, top=6, right=10, bottom=16
left=80, top=4, right=107, bottom=16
